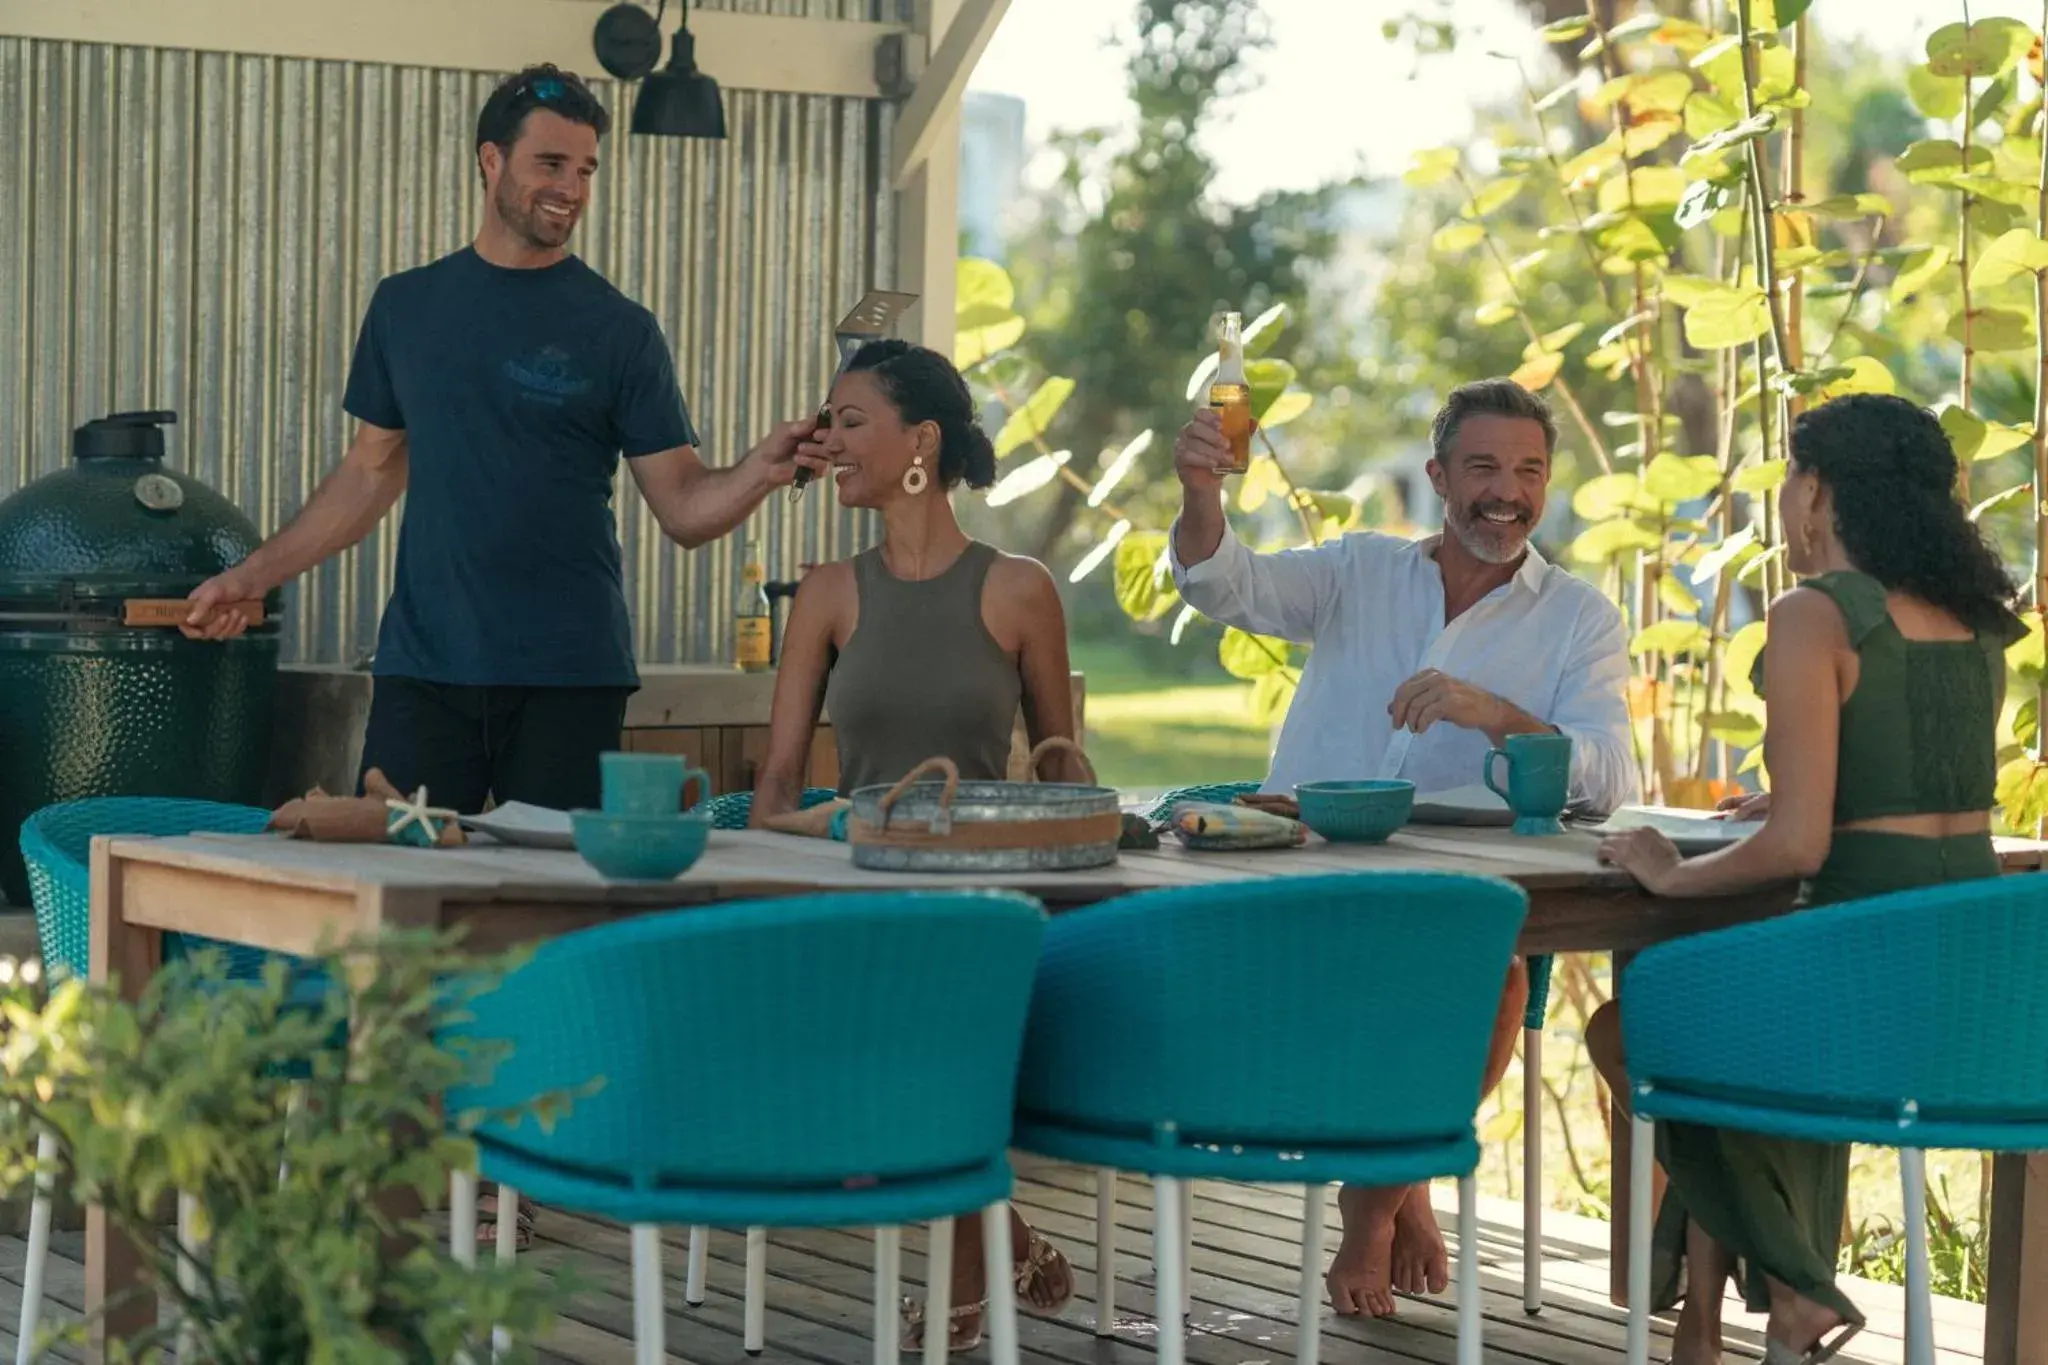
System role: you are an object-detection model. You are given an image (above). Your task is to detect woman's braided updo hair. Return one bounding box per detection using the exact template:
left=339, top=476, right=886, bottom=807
left=844, top=339, right=997, bottom=491
left=1791, top=393, right=2020, bottom=636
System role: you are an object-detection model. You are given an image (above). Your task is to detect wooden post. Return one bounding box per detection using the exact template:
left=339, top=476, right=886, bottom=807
left=1984, top=1153, right=2048, bottom=1365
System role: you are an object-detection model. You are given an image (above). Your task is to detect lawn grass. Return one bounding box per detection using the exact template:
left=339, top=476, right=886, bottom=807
left=1072, top=640, right=1273, bottom=795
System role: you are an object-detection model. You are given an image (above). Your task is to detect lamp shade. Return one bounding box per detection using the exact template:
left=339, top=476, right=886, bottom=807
left=631, top=27, right=727, bottom=139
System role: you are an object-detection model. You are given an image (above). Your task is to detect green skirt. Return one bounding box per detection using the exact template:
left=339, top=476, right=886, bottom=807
left=1647, top=831, right=2000, bottom=1321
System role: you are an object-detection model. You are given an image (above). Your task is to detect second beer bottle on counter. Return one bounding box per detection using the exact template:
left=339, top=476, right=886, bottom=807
left=734, top=538, right=773, bottom=673
left=1209, top=310, right=1252, bottom=474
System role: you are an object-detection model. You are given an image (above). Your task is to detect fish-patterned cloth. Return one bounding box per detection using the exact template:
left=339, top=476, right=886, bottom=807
left=1162, top=800, right=1308, bottom=851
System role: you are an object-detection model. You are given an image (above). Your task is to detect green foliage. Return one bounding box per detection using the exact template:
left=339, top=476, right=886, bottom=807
left=0, top=931, right=588, bottom=1362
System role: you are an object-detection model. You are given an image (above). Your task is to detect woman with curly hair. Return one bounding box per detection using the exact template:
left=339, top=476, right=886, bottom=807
left=750, top=338, right=1080, bottom=1352
left=1591, top=391, right=2025, bottom=1365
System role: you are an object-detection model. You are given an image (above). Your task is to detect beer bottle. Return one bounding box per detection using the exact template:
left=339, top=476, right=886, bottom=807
left=734, top=540, right=773, bottom=673
left=1209, top=311, right=1253, bottom=474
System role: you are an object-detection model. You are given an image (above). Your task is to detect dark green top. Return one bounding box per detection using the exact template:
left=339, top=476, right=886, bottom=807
left=825, top=541, right=1022, bottom=797
left=1751, top=570, right=2020, bottom=824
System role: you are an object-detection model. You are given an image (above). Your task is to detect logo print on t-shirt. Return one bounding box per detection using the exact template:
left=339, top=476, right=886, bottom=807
left=503, top=345, right=593, bottom=406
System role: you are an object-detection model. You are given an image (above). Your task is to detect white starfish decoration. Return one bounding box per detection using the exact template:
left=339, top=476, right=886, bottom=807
left=385, top=785, right=459, bottom=844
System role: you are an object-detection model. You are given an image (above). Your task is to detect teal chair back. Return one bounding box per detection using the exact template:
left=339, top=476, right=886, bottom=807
left=1017, top=873, right=1527, bottom=1148
left=450, top=891, right=1048, bottom=1188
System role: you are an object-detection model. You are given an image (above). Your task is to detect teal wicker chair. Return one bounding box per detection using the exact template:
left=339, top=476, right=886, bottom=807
left=445, top=890, right=1048, bottom=1365
left=1620, top=874, right=2048, bottom=1365
left=1014, top=872, right=1527, bottom=1365
left=1148, top=780, right=1560, bottom=1315
left=696, top=787, right=839, bottom=831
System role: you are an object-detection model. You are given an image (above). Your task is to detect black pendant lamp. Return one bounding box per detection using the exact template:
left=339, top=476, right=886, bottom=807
left=636, top=2, right=727, bottom=139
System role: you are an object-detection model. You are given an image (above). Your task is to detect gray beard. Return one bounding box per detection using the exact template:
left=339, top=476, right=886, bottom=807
left=1446, top=507, right=1529, bottom=565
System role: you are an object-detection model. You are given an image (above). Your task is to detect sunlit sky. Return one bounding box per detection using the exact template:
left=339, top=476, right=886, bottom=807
left=968, top=0, right=2043, bottom=203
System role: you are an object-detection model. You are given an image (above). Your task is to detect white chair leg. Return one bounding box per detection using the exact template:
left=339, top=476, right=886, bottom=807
left=744, top=1225, right=768, bottom=1354
left=632, top=1223, right=665, bottom=1365
left=1180, top=1179, right=1194, bottom=1319
left=1626, top=1115, right=1655, bottom=1365
left=923, top=1218, right=955, bottom=1365
left=1457, top=1174, right=1481, bottom=1365
left=1154, top=1177, right=1186, bottom=1365
left=450, top=1169, right=479, bottom=1268
left=17, top=1128, right=57, bottom=1365
left=1297, top=1184, right=1327, bottom=1365
left=175, top=1190, right=201, bottom=1362
left=492, top=1185, right=519, bottom=1362
left=983, top=1199, right=1020, bottom=1365
left=279, top=1081, right=305, bottom=1188
left=1902, top=1148, right=1935, bottom=1365
left=1523, top=1023, right=1543, bottom=1315
left=1094, top=1168, right=1118, bottom=1336
left=874, top=1226, right=903, bottom=1365
left=685, top=1226, right=708, bottom=1306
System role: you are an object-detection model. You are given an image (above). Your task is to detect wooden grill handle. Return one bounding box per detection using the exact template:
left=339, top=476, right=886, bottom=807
left=123, top=598, right=265, bottom=628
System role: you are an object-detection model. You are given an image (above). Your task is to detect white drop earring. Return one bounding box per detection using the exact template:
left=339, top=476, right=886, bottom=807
left=902, top=456, right=929, bottom=495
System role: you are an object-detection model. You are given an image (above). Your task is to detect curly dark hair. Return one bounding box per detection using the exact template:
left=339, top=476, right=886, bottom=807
left=843, top=339, right=997, bottom=491
left=1790, top=393, right=2021, bottom=636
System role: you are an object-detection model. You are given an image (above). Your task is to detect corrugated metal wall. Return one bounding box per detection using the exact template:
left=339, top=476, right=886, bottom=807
left=0, top=0, right=894, bottom=666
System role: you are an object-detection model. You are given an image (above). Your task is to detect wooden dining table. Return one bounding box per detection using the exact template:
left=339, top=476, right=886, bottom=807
left=80, top=821, right=2048, bottom=1365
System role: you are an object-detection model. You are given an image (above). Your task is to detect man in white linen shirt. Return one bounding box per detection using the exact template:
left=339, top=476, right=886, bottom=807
left=1169, top=377, right=1636, bottom=1320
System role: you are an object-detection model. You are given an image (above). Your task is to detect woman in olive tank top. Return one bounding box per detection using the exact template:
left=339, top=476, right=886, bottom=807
left=749, top=338, right=1082, bottom=1351
left=1589, top=394, right=2025, bottom=1365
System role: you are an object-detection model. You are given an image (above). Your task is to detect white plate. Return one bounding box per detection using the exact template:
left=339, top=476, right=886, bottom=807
left=457, top=802, right=576, bottom=850
left=1589, top=805, right=1762, bottom=855
left=1410, top=784, right=1514, bottom=827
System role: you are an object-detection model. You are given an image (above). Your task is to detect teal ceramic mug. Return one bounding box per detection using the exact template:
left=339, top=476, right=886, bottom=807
left=1482, top=732, right=1573, bottom=836
left=599, top=751, right=711, bottom=816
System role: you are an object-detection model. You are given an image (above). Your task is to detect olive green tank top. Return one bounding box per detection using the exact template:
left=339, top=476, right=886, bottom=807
left=1751, top=571, right=2021, bottom=824
left=825, top=541, right=1022, bottom=797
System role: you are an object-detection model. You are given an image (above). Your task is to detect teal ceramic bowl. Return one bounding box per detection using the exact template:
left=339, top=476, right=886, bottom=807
left=571, top=809, right=711, bottom=881
left=1294, top=780, right=1416, bottom=844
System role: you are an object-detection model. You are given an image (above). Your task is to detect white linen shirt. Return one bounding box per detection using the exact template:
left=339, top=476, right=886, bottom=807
left=1170, top=522, right=1639, bottom=813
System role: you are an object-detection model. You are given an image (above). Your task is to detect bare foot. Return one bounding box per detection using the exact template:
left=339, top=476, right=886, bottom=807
left=1328, top=1186, right=1400, bottom=1317
left=1766, top=1292, right=1849, bottom=1359
left=1391, top=1183, right=1449, bottom=1297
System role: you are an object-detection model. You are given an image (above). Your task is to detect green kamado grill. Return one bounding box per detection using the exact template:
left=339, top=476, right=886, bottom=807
left=0, top=410, right=281, bottom=904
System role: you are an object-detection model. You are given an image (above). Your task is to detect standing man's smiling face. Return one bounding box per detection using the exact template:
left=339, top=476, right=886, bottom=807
left=481, top=109, right=599, bottom=254
left=1427, top=414, right=1551, bottom=565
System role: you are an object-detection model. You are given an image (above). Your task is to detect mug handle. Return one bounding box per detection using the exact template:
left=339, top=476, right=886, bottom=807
left=681, top=767, right=712, bottom=813
left=1483, top=749, right=1514, bottom=806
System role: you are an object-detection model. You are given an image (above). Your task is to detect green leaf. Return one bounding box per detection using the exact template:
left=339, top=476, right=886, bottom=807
left=1242, top=302, right=1290, bottom=357
left=1630, top=619, right=1712, bottom=658
left=1996, top=755, right=2048, bottom=832
left=1695, top=37, right=1795, bottom=106
left=1541, top=15, right=1592, bottom=42
left=1643, top=452, right=1724, bottom=506
left=1592, top=69, right=1696, bottom=116
left=1732, top=459, right=1788, bottom=494
left=1971, top=229, right=2048, bottom=291
left=1906, top=63, right=1966, bottom=121
left=2010, top=614, right=2045, bottom=681
left=956, top=257, right=1015, bottom=313
left=1659, top=573, right=1703, bottom=617
left=1978, top=421, right=2036, bottom=462
left=1659, top=274, right=1724, bottom=308
left=1926, top=18, right=2036, bottom=80
left=1250, top=671, right=1298, bottom=726
left=1534, top=78, right=1579, bottom=114
left=1942, top=406, right=1991, bottom=462
left=1896, top=138, right=1997, bottom=187
left=1088, top=429, right=1153, bottom=507
left=1475, top=300, right=1519, bottom=327
left=953, top=305, right=1026, bottom=370
left=1950, top=308, right=2036, bottom=353
left=2015, top=696, right=2040, bottom=750
left=1245, top=358, right=1296, bottom=421
left=1701, top=710, right=1766, bottom=748
left=1599, top=216, right=1672, bottom=266
left=1695, top=524, right=1761, bottom=582
left=1529, top=322, right=1586, bottom=357
left=993, top=376, right=1076, bottom=459
left=1738, top=745, right=1768, bottom=776
left=1572, top=472, right=1646, bottom=521
left=1598, top=166, right=1688, bottom=215
left=1971, top=482, right=2034, bottom=522
left=1890, top=245, right=1955, bottom=302
left=1259, top=390, right=1314, bottom=429
left=1724, top=621, right=1769, bottom=693
left=1405, top=147, right=1462, bottom=188
left=1569, top=517, right=1664, bottom=564
left=984, top=448, right=1070, bottom=507
left=1112, top=531, right=1177, bottom=623
left=1684, top=111, right=1776, bottom=162
left=1806, top=192, right=1894, bottom=220
left=1682, top=285, right=1773, bottom=350
left=1684, top=90, right=1742, bottom=140
left=1818, top=355, right=1897, bottom=400
left=1433, top=223, right=1488, bottom=254
left=1220, top=627, right=1291, bottom=680
left=1463, top=177, right=1527, bottom=219
left=1955, top=173, right=2043, bottom=208
left=1675, top=179, right=1737, bottom=231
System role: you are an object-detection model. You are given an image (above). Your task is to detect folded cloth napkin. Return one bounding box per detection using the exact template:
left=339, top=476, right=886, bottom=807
left=269, top=767, right=468, bottom=847
left=1163, top=800, right=1307, bottom=851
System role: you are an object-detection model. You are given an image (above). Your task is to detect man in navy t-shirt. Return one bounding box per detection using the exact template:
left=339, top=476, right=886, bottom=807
left=186, top=64, right=822, bottom=814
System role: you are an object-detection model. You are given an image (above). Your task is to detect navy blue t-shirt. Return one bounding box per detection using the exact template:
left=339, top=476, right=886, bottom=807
left=342, top=247, right=697, bottom=688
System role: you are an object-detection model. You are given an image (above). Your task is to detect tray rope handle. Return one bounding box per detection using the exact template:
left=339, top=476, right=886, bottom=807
left=1025, top=736, right=1099, bottom=787
left=875, top=756, right=962, bottom=835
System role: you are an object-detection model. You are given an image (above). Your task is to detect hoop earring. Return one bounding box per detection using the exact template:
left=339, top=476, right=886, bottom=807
left=902, top=456, right=929, bottom=496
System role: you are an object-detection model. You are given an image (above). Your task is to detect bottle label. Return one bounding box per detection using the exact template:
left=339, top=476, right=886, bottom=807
left=742, top=563, right=765, bottom=584
left=735, top=617, right=772, bottom=666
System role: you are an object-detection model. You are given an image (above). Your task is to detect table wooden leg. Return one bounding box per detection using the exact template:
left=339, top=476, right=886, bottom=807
left=85, top=839, right=160, bottom=1363
left=1984, top=1152, right=2048, bottom=1365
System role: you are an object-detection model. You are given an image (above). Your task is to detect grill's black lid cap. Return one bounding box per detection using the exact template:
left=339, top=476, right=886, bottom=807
left=73, top=410, right=177, bottom=462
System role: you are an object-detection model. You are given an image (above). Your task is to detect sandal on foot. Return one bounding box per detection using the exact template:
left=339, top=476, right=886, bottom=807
left=1014, top=1229, right=1075, bottom=1314
left=1761, top=1324, right=1862, bottom=1365
left=901, top=1296, right=986, bottom=1354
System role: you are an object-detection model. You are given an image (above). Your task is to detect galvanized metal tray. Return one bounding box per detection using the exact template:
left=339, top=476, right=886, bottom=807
left=847, top=738, right=1123, bottom=873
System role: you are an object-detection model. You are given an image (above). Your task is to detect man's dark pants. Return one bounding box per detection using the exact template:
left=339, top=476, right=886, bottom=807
left=356, top=677, right=633, bottom=813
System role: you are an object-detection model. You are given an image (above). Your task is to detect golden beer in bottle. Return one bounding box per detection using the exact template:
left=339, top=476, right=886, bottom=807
left=734, top=541, right=773, bottom=673
left=1209, top=310, right=1252, bottom=474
